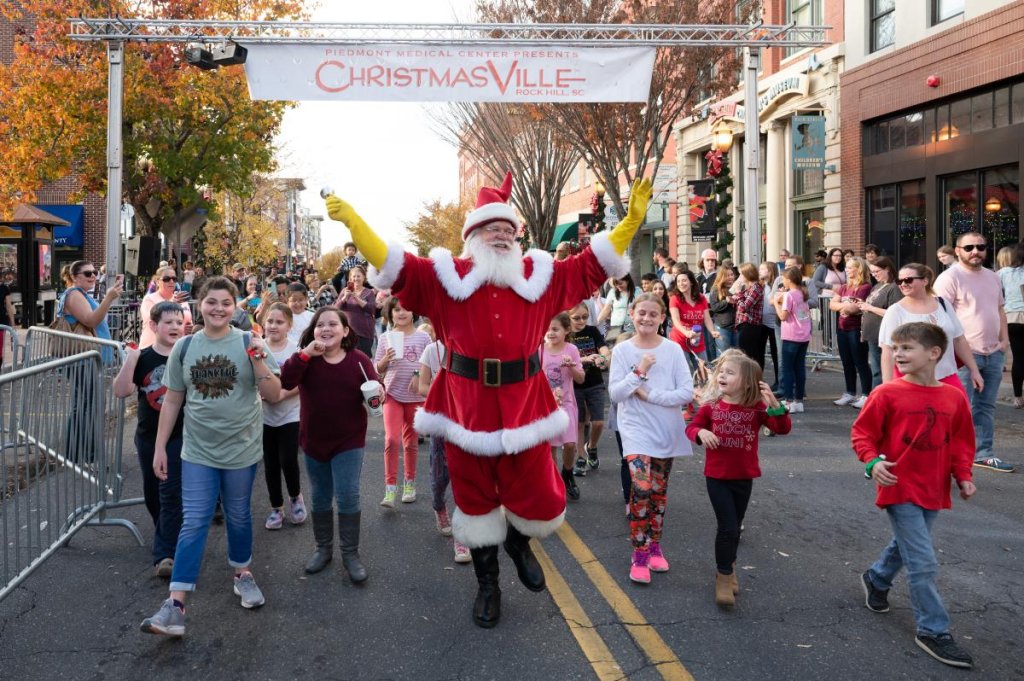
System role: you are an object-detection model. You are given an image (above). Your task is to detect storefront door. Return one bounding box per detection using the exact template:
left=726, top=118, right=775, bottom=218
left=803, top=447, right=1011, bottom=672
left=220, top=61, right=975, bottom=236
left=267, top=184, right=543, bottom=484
left=942, top=164, right=1020, bottom=266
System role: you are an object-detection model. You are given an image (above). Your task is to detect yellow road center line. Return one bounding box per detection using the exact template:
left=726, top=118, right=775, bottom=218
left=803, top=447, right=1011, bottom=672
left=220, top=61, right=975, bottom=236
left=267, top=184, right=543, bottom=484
left=534, top=541, right=624, bottom=681
left=556, top=522, right=695, bottom=681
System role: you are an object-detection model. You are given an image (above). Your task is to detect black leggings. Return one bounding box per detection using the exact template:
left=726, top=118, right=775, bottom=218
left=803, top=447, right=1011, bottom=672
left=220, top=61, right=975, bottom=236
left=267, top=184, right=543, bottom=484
left=1010, top=323, right=1024, bottom=398
left=263, top=422, right=301, bottom=508
left=736, top=323, right=766, bottom=369
left=706, top=477, right=753, bottom=574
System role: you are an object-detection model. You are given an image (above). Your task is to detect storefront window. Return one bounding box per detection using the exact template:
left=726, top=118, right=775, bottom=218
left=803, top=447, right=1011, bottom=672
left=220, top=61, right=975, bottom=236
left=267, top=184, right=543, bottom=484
left=942, top=165, right=1020, bottom=265
left=800, top=209, right=825, bottom=266
left=899, top=180, right=927, bottom=265
left=994, top=87, right=1010, bottom=128
left=1013, top=83, right=1024, bottom=124
left=867, top=185, right=897, bottom=257
left=972, top=92, right=993, bottom=132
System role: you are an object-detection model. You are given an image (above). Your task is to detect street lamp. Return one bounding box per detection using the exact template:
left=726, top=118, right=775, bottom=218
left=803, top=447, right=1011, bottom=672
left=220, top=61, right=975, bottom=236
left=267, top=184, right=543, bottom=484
left=711, top=120, right=735, bottom=153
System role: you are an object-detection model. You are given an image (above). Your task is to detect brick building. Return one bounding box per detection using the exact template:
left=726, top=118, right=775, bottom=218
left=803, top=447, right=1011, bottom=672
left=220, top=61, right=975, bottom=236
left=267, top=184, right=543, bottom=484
left=674, top=0, right=846, bottom=268
left=841, top=0, right=1023, bottom=268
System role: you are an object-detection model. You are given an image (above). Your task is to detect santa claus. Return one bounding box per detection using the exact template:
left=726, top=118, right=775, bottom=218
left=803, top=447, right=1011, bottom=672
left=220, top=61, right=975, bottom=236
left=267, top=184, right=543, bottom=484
left=325, top=172, right=652, bottom=628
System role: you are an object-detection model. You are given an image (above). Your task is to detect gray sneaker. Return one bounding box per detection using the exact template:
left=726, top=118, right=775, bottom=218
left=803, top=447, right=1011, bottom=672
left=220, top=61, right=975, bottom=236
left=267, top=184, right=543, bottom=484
left=140, top=598, right=185, bottom=636
left=233, top=572, right=265, bottom=609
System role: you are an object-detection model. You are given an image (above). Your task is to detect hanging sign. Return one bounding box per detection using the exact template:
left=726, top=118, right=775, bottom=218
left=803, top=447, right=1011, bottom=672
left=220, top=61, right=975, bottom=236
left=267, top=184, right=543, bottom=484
left=792, top=115, right=826, bottom=170
left=242, top=43, right=656, bottom=103
left=688, top=179, right=717, bottom=242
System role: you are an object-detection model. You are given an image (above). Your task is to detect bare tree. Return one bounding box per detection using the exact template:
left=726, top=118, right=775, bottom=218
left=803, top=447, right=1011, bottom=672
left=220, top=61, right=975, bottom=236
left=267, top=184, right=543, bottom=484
left=476, top=0, right=744, bottom=243
left=432, top=102, right=578, bottom=251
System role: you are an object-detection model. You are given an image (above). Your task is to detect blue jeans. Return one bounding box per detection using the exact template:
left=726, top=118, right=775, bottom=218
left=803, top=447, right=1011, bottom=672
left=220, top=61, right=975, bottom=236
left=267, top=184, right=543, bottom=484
left=429, top=436, right=450, bottom=512
left=867, top=342, right=883, bottom=390
left=135, top=434, right=183, bottom=565
left=836, top=329, right=872, bottom=395
left=703, top=325, right=718, bottom=363
left=715, top=325, right=737, bottom=355
left=957, top=350, right=1004, bottom=461
left=780, top=340, right=808, bottom=401
left=304, top=449, right=364, bottom=515
left=169, top=460, right=258, bottom=592
left=867, top=503, right=949, bottom=636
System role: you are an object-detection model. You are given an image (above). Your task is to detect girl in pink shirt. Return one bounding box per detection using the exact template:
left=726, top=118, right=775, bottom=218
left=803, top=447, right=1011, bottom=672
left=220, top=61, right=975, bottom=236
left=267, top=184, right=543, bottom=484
left=686, top=349, right=791, bottom=609
left=542, top=312, right=585, bottom=501
left=374, top=297, right=430, bottom=508
left=772, top=267, right=813, bottom=412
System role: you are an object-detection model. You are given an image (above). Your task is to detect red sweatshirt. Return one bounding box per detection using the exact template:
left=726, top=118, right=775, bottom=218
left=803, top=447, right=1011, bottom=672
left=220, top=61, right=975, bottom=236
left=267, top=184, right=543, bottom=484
left=686, top=400, right=792, bottom=479
left=851, top=379, right=974, bottom=510
left=280, top=349, right=378, bottom=461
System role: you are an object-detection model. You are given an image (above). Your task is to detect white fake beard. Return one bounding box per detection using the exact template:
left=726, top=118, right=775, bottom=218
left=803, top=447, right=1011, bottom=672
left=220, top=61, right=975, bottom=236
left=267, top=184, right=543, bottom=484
left=462, top=234, right=524, bottom=288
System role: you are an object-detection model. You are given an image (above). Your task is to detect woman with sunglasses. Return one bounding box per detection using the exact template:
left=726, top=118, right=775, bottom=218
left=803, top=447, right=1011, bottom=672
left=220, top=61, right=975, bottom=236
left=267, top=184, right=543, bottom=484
left=59, top=260, right=123, bottom=343
left=139, top=266, right=193, bottom=349
left=877, top=263, right=982, bottom=395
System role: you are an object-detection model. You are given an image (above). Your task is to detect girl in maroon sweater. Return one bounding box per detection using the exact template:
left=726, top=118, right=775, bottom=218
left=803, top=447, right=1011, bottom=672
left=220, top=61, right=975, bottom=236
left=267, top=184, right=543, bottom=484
left=686, top=349, right=791, bottom=608
left=280, top=307, right=379, bottom=584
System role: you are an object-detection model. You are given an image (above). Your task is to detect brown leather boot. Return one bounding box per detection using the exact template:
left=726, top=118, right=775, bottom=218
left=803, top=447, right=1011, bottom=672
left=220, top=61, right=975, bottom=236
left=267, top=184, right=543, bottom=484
left=715, top=572, right=735, bottom=608
left=730, top=562, right=739, bottom=595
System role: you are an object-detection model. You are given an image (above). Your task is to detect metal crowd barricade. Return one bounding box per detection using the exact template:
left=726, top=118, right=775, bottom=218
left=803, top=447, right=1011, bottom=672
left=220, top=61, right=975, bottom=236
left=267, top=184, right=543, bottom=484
left=0, top=351, right=141, bottom=602
left=807, top=294, right=841, bottom=370
left=20, top=327, right=142, bottom=513
left=0, top=324, right=17, bottom=374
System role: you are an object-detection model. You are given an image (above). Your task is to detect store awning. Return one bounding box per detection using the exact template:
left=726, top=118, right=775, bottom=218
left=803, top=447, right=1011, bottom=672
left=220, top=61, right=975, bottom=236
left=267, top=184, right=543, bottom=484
left=549, top=221, right=578, bottom=250
left=35, top=204, right=84, bottom=247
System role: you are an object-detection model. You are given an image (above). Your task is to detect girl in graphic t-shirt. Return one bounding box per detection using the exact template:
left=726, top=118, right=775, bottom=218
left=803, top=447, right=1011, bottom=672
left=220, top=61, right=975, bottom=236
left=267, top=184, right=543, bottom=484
left=373, top=297, right=430, bottom=508
left=141, top=277, right=281, bottom=637
left=543, top=312, right=585, bottom=501
left=686, top=349, right=791, bottom=609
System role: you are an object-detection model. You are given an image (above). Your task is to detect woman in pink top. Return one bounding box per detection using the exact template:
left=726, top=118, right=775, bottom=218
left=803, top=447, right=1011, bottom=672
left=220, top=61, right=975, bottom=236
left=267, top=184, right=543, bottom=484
left=668, top=270, right=717, bottom=373
left=772, top=267, right=812, bottom=413
left=139, top=266, right=192, bottom=348
left=374, top=296, right=430, bottom=508
left=542, top=312, right=585, bottom=501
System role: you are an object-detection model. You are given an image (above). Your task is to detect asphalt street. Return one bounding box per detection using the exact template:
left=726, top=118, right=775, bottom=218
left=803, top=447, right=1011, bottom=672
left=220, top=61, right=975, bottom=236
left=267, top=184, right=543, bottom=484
left=1, top=367, right=1022, bottom=681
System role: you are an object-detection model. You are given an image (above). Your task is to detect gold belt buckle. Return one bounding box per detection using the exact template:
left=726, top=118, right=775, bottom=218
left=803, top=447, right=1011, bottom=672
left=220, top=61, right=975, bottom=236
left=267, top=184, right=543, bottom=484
left=482, top=358, right=501, bottom=387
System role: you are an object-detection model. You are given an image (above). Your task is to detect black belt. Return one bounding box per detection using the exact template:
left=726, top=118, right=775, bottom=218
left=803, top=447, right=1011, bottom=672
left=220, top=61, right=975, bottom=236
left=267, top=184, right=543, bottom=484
left=447, top=350, right=541, bottom=387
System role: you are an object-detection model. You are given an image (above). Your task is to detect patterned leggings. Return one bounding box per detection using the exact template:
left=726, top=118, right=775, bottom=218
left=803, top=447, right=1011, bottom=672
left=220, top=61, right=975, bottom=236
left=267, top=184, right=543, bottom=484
left=626, top=455, right=674, bottom=551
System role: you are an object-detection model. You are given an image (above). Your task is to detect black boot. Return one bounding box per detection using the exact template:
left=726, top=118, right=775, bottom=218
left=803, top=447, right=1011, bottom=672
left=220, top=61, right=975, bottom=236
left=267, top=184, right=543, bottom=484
left=338, top=512, right=368, bottom=584
left=470, top=545, right=501, bottom=628
left=561, top=467, right=580, bottom=501
left=305, top=511, right=333, bottom=574
left=503, top=524, right=546, bottom=592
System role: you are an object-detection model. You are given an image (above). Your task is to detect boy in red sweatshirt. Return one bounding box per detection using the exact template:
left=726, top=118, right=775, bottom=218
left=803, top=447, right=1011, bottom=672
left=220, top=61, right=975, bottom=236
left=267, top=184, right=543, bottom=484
left=851, top=321, right=977, bottom=670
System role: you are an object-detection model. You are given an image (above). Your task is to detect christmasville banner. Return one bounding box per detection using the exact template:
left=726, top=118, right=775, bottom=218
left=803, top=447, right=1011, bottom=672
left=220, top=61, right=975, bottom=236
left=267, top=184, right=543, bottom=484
left=242, top=43, right=656, bottom=102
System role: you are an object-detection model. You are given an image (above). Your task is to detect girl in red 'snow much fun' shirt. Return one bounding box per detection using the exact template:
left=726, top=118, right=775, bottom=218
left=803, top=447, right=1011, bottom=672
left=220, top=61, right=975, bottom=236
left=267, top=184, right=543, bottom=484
left=686, top=349, right=791, bottom=609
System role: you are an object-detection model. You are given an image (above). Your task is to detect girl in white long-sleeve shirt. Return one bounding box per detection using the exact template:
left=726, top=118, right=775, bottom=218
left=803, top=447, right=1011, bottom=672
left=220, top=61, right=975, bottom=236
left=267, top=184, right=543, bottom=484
left=609, top=293, right=694, bottom=586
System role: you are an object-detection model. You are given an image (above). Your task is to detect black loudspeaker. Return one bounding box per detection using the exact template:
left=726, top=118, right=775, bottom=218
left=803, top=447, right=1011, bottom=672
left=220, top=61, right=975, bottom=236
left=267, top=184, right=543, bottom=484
left=125, top=235, right=160, bottom=277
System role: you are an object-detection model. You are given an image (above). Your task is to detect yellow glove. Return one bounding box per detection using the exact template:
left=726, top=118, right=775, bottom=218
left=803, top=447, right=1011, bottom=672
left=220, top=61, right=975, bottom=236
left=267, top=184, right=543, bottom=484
left=325, top=195, right=388, bottom=269
left=607, top=178, right=654, bottom=256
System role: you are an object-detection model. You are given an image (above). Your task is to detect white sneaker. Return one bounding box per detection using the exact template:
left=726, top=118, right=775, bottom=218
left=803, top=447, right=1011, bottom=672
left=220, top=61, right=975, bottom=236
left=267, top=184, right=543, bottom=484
left=851, top=395, right=867, bottom=409
left=834, top=393, right=856, bottom=406
left=790, top=401, right=805, bottom=413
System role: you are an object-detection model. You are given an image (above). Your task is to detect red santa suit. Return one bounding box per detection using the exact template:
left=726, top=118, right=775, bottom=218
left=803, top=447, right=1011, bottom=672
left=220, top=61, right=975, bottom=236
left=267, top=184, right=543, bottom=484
left=368, top=232, right=629, bottom=547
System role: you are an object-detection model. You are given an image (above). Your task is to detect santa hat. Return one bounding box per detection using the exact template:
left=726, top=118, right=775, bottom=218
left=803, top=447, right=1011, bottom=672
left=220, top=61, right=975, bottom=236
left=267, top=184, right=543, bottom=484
left=462, top=171, right=518, bottom=240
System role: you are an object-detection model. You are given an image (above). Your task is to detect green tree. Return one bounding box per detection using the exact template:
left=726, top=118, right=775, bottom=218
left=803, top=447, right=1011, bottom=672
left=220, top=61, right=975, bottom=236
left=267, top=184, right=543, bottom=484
left=0, top=0, right=307, bottom=238
left=404, top=199, right=470, bottom=256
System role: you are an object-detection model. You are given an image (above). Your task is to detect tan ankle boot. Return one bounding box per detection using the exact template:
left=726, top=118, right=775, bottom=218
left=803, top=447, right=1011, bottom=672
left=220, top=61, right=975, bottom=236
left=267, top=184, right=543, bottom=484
left=730, top=562, right=739, bottom=595
left=715, top=572, right=735, bottom=608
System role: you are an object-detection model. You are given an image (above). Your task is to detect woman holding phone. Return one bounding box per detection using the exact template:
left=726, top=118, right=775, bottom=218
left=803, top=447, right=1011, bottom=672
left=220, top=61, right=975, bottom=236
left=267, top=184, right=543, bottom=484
left=139, top=266, right=193, bottom=349
left=336, top=265, right=376, bottom=356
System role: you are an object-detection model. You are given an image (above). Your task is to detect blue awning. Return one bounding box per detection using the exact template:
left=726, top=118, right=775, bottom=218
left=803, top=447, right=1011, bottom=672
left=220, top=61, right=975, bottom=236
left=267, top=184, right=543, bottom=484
left=35, top=204, right=84, bottom=247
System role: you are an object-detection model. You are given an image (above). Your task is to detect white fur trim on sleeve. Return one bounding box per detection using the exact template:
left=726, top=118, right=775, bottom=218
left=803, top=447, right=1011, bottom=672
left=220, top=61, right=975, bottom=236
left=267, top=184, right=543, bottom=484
left=452, top=506, right=507, bottom=547
left=590, top=231, right=631, bottom=279
left=505, top=508, right=565, bottom=539
left=414, top=407, right=569, bottom=456
left=511, top=249, right=553, bottom=302
left=367, top=241, right=406, bottom=289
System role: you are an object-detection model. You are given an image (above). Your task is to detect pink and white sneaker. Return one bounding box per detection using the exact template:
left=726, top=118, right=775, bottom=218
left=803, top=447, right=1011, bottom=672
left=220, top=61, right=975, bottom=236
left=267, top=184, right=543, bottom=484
left=453, top=540, right=471, bottom=563
left=629, top=550, right=651, bottom=584
left=648, top=542, right=670, bottom=572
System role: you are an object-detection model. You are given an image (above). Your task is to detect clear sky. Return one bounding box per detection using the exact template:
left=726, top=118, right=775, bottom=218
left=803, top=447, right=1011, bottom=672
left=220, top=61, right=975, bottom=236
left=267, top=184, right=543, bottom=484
left=273, top=1, right=476, bottom=254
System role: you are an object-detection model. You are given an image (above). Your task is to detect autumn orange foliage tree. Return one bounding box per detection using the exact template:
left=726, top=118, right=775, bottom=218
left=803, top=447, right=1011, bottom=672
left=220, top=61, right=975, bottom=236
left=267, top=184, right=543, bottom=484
left=0, top=0, right=307, bottom=237
left=404, top=198, right=471, bottom=256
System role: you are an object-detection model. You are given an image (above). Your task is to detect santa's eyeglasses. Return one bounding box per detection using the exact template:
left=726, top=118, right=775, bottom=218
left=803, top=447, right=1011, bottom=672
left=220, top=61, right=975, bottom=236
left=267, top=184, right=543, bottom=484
left=482, top=225, right=516, bottom=237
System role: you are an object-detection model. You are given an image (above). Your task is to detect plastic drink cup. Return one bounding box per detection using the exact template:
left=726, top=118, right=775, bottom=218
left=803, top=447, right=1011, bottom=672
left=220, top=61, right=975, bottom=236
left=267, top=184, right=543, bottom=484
left=387, top=331, right=404, bottom=358
left=361, top=380, right=383, bottom=416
